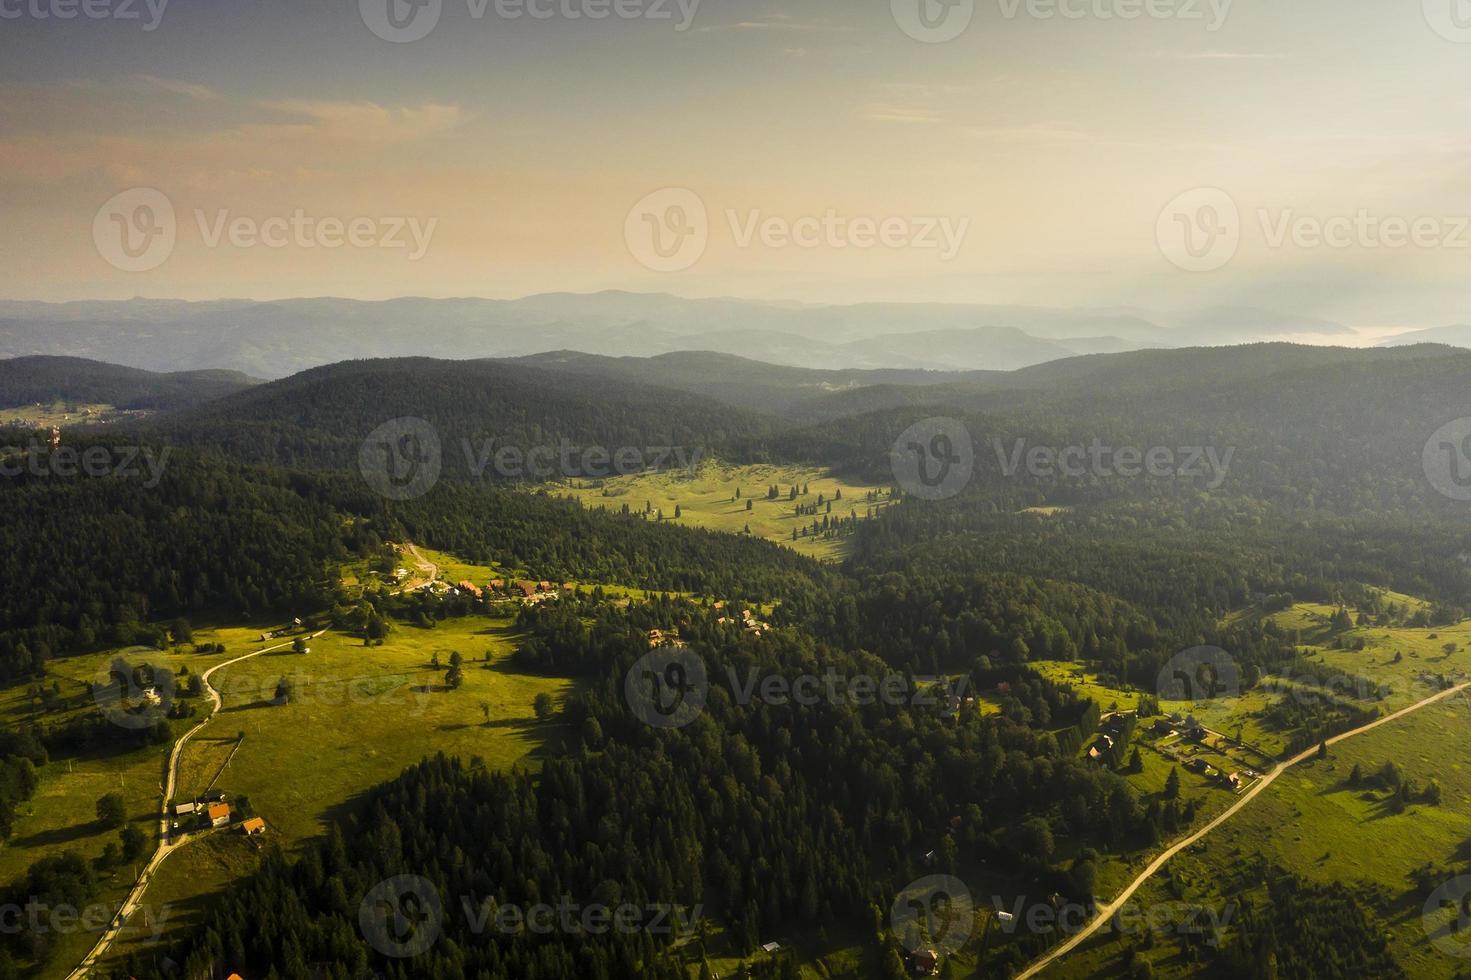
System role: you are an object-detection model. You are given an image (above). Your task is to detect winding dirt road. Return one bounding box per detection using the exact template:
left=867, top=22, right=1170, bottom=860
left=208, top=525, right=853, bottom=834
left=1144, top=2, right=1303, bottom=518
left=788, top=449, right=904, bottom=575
left=1017, top=679, right=1471, bottom=979
left=65, top=628, right=327, bottom=979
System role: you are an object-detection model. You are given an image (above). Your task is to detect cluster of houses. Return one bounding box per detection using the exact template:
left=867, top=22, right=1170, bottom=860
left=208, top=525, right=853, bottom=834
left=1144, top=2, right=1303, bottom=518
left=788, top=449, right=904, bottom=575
left=448, top=579, right=576, bottom=604
left=171, top=791, right=267, bottom=837
left=715, top=606, right=770, bottom=637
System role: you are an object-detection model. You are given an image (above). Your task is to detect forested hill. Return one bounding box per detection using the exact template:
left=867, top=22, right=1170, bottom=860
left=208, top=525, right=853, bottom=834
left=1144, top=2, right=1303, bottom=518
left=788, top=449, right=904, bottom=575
left=0, top=356, right=258, bottom=411
left=155, top=358, right=775, bottom=477
left=512, top=350, right=991, bottom=415
left=769, top=343, right=1471, bottom=517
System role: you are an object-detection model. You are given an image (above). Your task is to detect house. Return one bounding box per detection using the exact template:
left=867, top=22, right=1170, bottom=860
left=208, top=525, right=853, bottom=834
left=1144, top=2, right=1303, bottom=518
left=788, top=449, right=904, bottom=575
left=1153, top=719, right=1176, bottom=736
left=1222, top=772, right=1242, bottom=791
left=761, top=941, right=782, bottom=954
left=241, top=817, right=266, bottom=835
left=1086, top=746, right=1104, bottom=763
left=488, top=578, right=506, bottom=592
left=538, top=580, right=553, bottom=592
left=457, top=580, right=483, bottom=598
left=515, top=581, right=538, bottom=598
left=996, top=682, right=1012, bottom=695
left=912, top=949, right=940, bottom=975
left=206, top=802, right=231, bottom=828
left=174, top=801, right=198, bottom=817
left=562, top=582, right=575, bottom=591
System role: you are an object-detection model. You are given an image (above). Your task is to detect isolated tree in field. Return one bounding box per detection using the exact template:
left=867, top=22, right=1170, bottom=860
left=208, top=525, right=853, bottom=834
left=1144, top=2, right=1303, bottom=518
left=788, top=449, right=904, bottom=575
left=1128, top=747, right=1143, bottom=773
left=430, top=651, right=440, bottom=669
left=274, top=676, right=293, bottom=704
left=96, top=792, right=126, bottom=828
left=1164, top=766, right=1180, bottom=800
left=745, top=499, right=753, bottom=511
left=1317, top=740, right=1329, bottom=760
left=1348, top=762, right=1363, bottom=787
left=533, top=692, right=555, bottom=722
left=449, top=651, right=463, bottom=669
left=674, top=504, right=682, bottom=519
left=480, top=701, right=491, bottom=726
left=292, top=637, right=307, bottom=654
left=120, top=824, right=147, bottom=861
left=445, top=664, right=464, bottom=689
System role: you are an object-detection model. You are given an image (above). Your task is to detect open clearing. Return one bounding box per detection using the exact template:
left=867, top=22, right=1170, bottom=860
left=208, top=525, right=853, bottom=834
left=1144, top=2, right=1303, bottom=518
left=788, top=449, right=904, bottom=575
left=551, top=460, right=895, bottom=560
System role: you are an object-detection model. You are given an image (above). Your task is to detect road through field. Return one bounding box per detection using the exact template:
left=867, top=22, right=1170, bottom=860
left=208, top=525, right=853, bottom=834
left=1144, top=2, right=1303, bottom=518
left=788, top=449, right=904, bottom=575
left=66, top=551, right=442, bottom=977
left=65, top=628, right=328, bottom=979
left=1016, top=679, right=1471, bottom=979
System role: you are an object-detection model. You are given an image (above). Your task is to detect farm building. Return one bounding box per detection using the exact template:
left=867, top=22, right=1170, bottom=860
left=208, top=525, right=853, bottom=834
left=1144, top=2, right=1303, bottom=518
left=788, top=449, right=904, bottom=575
left=174, top=801, right=198, bottom=817
left=241, top=817, right=266, bottom=835
left=206, top=802, right=231, bottom=828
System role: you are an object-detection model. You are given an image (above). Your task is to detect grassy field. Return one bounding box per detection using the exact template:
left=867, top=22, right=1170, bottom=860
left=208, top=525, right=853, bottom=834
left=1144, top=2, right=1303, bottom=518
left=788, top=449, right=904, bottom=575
left=1032, top=598, right=1471, bottom=978
left=0, top=622, right=281, bottom=976
left=551, top=460, right=895, bottom=560
left=85, top=613, right=577, bottom=971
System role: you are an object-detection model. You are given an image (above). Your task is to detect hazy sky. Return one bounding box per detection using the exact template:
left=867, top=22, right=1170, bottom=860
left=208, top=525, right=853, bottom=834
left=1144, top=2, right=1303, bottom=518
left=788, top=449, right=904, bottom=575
left=4, top=0, right=1471, bottom=331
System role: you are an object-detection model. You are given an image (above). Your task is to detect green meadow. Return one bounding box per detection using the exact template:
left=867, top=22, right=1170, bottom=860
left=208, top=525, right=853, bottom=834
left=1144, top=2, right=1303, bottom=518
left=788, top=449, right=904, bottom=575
left=551, top=460, right=895, bottom=560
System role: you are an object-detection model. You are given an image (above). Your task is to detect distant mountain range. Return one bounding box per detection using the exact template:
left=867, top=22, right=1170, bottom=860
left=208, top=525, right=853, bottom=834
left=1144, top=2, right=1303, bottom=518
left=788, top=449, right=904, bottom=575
left=0, top=292, right=1358, bottom=378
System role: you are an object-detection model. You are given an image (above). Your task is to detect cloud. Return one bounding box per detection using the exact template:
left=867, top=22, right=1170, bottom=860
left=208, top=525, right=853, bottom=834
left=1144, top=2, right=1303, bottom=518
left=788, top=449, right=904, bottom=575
left=1162, top=50, right=1284, bottom=61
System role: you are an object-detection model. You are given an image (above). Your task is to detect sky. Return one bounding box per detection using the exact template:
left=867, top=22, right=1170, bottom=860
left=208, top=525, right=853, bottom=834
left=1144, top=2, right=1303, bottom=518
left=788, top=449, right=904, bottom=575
left=4, top=0, right=1471, bottom=333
